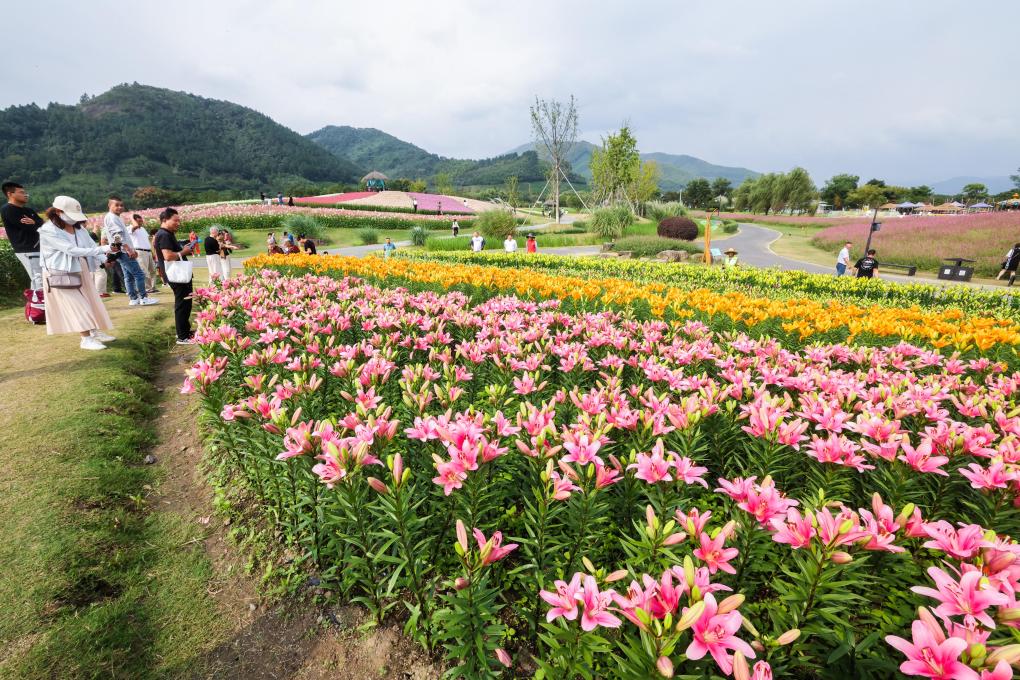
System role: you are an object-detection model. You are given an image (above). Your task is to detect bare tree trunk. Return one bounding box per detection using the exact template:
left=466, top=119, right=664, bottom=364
left=554, top=165, right=561, bottom=224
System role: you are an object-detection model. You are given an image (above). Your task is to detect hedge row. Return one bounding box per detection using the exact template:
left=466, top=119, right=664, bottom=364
left=183, top=213, right=469, bottom=232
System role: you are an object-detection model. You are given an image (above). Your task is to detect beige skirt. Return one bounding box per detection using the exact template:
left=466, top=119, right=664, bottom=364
left=44, top=258, right=114, bottom=335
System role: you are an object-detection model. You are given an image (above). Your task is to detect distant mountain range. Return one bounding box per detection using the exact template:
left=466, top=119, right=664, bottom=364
left=306, top=126, right=548, bottom=185
left=929, top=175, right=1017, bottom=195
left=506, top=142, right=759, bottom=191
left=0, top=83, right=361, bottom=209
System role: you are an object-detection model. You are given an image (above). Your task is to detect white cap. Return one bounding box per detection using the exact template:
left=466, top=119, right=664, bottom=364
left=52, top=195, right=88, bottom=223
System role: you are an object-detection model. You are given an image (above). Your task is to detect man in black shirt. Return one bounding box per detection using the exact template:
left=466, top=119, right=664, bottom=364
left=154, top=208, right=196, bottom=344
left=854, top=249, right=879, bottom=279
left=1, top=182, right=45, bottom=298
left=300, top=233, right=317, bottom=255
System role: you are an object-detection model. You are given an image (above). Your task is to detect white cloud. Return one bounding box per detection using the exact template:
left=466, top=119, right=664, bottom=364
left=3, top=0, right=1019, bottom=184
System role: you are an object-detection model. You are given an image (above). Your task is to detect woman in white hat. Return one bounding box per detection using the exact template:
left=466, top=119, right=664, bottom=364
left=38, top=196, right=116, bottom=350
left=723, top=247, right=739, bottom=269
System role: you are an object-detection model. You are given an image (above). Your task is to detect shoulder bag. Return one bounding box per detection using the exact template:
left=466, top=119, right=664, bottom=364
left=165, top=260, right=194, bottom=284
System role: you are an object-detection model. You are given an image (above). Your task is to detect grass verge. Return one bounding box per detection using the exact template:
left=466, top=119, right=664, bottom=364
left=0, top=303, right=225, bottom=679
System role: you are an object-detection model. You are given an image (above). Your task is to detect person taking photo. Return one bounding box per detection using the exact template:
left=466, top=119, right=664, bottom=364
left=154, top=208, right=196, bottom=345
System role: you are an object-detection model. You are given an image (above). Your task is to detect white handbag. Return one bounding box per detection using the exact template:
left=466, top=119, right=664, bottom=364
left=165, top=260, right=193, bottom=284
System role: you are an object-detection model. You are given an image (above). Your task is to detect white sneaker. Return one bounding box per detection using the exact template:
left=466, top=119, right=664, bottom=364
left=129, top=299, right=141, bottom=306
left=175, top=337, right=196, bottom=346
left=91, top=330, right=116, bottom=343
left=80, top=336, right=107, bottom=351
left=139, top=297, right=160, bottom=306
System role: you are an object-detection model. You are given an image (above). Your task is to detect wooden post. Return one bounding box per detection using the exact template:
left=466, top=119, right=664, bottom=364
left=704, top=209, right=716, bottom=264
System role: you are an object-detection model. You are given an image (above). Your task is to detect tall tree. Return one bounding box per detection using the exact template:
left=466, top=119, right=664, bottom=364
left=847, top=184, right=887, bottom=209
left=590, top=125, right=640, bottom=206
left=778, top=167, right=816, bottom=214
left=530, top=95, right=579, bottom=223
left=820, top=174, right=859, bottom=209
left=1010, top=167, right=1020, bottom=191
left=504, top=175, right=520, bottom=212
left=628, top=160, right=661, bottom=206
left=683, top=178, right=714, bottom=210
left=710, top=177, right=733, bottom=201
left=962, top=183, right=988, bottom=203
left=907, top=185, right=933, bottom=203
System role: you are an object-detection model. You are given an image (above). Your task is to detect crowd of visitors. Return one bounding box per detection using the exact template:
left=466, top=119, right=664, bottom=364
left=1, top=181, right=209, bottom=350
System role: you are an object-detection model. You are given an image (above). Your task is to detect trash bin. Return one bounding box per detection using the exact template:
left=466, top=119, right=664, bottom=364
left=938, top=258, right=975, bottom=282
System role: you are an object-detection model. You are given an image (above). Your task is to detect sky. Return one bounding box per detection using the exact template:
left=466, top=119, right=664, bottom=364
left=5, top=0, right=1020, bottom=188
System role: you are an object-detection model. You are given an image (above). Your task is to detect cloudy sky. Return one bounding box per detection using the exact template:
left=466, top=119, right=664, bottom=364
left=5, top=0, right=1019, bottom=187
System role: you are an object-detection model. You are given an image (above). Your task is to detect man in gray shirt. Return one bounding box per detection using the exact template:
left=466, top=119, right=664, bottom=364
left=104, top=196, right=156, bottom=306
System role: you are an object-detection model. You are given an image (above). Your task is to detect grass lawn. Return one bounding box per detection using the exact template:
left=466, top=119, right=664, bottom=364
left=0, top=276, right=228, bottom=678
left=226, top=227, right=412, bottom=258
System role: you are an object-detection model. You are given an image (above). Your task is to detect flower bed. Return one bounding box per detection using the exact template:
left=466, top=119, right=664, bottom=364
left=812, top=212, right=1020, bottom=277
left=85, top=203, right=471, bottom=232
left=400, top=251, right=1020, bottom=319
left=244, top=253, right=1020, bottom=358
left=189, top=267, right=1020, bottom=679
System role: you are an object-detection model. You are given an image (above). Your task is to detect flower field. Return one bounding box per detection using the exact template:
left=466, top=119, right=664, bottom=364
left=393, top=251, right=1020, bottom=318
left=245, top=253, right=1020, bottom=357
left=812, top=213, right=1020, bottom=277
left=185, top=257, right=1020, bottom=679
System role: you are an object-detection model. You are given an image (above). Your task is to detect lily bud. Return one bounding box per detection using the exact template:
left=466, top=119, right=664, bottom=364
left=968, top=643, right=987, bottom=664
left=987, top=644, right=1020, bottom=666
left=838, top=518, right=855, bottom=535
left=998, top=607, right=1020, bottom=622
left=663, top=532, right=687, bottom=546
left=290, top=407, right=303, bottom=425
left=478, top=539, right=494, bottom=564
left=683, top=555, right=696, bottom=588
left=582, top=557, right=597, bottom=574
left=541, top=459, right=553, bottom=483
left=454, top=577, right=470, bottom=590
left=455, top=519, right=468, bottom=554
left=776, top=628, right=801, bottom=645
left=830, top=551, right=853, bottom=564
left=495, top=647, right=512, bottom=668
left=646, top=505, right=658, bottom=532
left=740, top=615, right=760, bottom=638
left=656, top=655, right=674, bottom=677
left=732, top=651, right=750, bottom=680
left=262, top=423, right=282, bottom=435
left=366, top=477, right=388, bottom=494
left=392, top=454, right=404, bottom=483
left=717, top=594, right=745, bottom=614
left=751, top=640, right=765, bottom=652
left=676, top=600, right=705, bottom=632
left=605, top=569, right=629, bottom=583
left=895, top=502, right=916, bottom=526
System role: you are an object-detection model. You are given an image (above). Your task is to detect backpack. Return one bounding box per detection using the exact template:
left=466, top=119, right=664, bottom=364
left=24, top=289, right=45, bottom=325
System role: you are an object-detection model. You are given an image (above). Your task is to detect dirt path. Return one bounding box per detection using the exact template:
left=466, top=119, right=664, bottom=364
left=150, top=349, right=437, bottom=679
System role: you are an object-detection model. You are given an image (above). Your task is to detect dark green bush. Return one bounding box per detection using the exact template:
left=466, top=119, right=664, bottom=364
left=614, top=236, right=700, bottom=258
left=184, top=213, right=463, bottom=232
left=0, top=240, right=28, bottom=292
left=657, top=216, right=699, bottom=241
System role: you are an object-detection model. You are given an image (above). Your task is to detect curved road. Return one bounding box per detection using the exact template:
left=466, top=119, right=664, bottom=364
left=723, top=224, right=832, bottom=274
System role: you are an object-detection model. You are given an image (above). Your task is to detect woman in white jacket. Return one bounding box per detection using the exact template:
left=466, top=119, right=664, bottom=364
left=39, top=196, right=116, bottom=350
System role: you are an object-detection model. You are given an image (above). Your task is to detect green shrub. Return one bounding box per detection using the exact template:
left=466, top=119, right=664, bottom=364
left=476, top=210, right=518, bottom=241
left=645, top=201, right=688, bottom=222
left=409, top=225, right=429, bottom=247
left=614, top=236, right=701, bottom=258
left=590, top=205, right=632, bottom=240
left=723, top=220, right=739, bottom=234
left=357, top=227, right=380, bottom=245
left=426, top=236, right=476, bottom=252
left=572, top=219, right=589, bottom=231
left=281, top=213, right=325, bottom=240
left=0, top=239, right=28, bottom=292
left=658, top=216, right=699, bottom=241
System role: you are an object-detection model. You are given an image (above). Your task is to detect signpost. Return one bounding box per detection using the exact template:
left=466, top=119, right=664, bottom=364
left=863, top=207, right=880, bottom=255
left=704, top=208, right=719, bottom=264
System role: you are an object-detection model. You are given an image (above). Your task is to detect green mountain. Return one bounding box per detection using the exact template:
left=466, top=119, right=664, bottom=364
left=0, top=83, right=361, bottom=209
left=509, top=142, right=758, bottom=190
left=307, top=125, right=549, bottom=186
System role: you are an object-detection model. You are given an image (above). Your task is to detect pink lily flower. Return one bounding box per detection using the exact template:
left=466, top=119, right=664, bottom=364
left=911, top=566, right=1009, bottom=629
left=685, top=593, right=756, bottom=676
left=472, top=528, right=518, bottom=565
left=671, top=455, right=709, bottom=487
left=885, top=618, right=979, bottom=680
left=579, top=575, right=621, bottom=631
left=898, top=438, right=950, bottom=476
left=432, top=458, right=467, bottom=496
left=922, top=521, right=988, bottom=560
left=539, top=572, right=582, bottom=622
left=770, top=508, right=816, bottom=549
left=630, top=439, right=674, bottom=484
left=694, top=531, right=739, bottom=574
left=561, top=429, right=604, bottom=467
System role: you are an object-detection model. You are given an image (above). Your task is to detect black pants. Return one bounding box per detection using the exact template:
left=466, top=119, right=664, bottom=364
left=111, top=259, right=125, bottom=292
left=168, top=280, right=193, bottom=340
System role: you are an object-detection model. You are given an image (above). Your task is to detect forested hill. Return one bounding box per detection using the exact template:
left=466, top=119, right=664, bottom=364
left=307, top=125, right=550, bottom=185
left=0, top=83, right=361, bottom=208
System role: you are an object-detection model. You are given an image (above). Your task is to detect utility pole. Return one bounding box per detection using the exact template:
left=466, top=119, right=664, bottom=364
left=863, top=207, right=880, bottom=254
